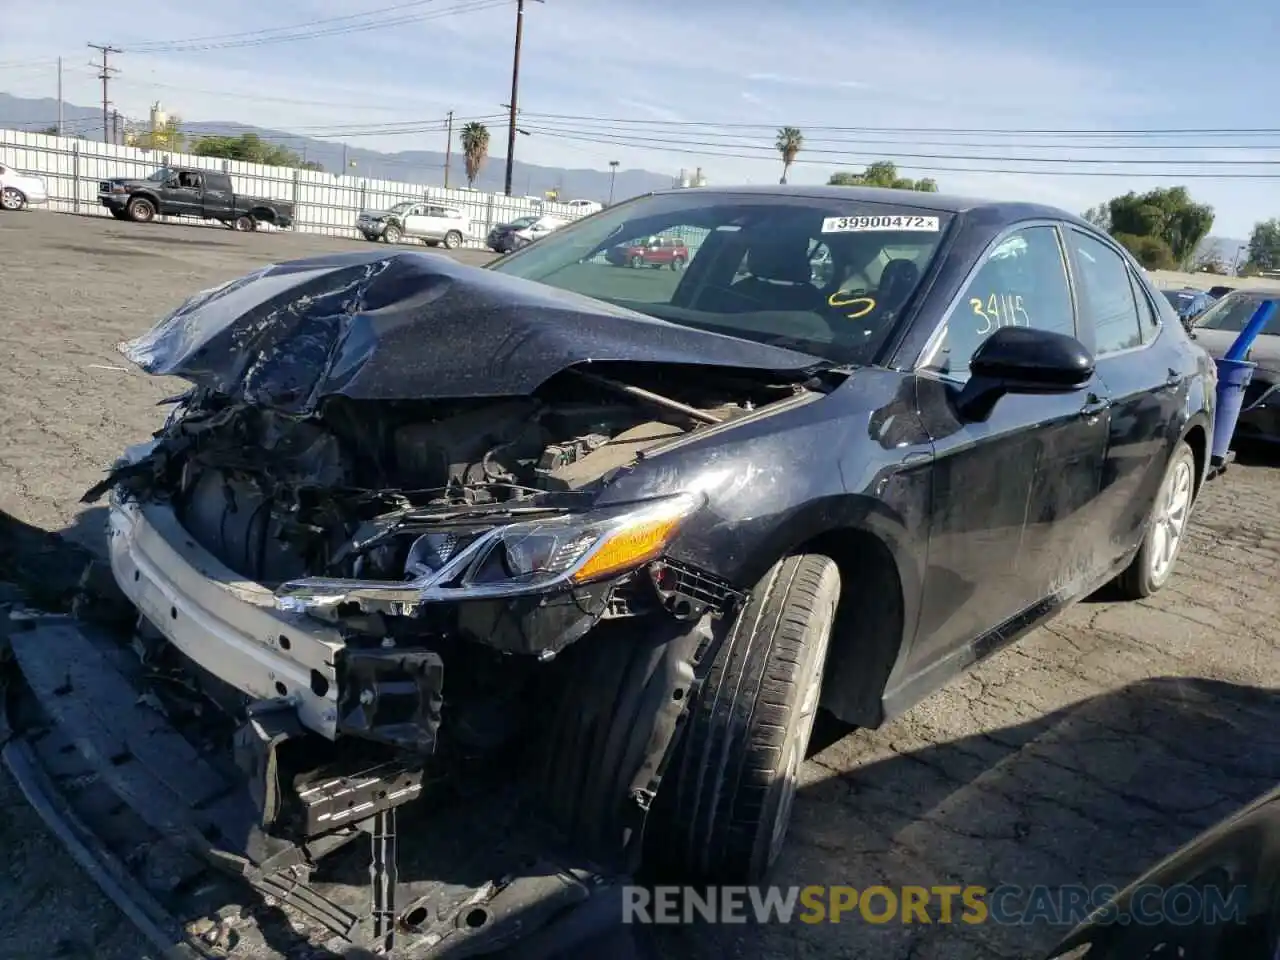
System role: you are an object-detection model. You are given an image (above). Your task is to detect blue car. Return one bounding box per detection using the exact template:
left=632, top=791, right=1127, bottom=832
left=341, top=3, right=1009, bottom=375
left=1162, top=287, right=1215, bottom=325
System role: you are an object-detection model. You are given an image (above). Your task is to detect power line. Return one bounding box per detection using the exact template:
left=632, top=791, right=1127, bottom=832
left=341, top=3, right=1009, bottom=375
left=518, top=128, right=1280, bottom=180
left=513, top=124, right=1280, bottom=166
left=517, top=112, right=1280, bottom=138
left=512, top=117, right=1280, bottom=152
left=119, top=0, right=511, bottom=53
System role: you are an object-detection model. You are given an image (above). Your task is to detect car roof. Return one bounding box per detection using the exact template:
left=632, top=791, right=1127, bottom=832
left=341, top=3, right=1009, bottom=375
left=646, top=183, right=1090, bottom=228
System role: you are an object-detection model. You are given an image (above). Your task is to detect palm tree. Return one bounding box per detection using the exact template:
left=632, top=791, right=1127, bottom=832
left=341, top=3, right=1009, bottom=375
left=460, top=122, right=491, bottom=188
left=775, top=127, right=803, bottom=185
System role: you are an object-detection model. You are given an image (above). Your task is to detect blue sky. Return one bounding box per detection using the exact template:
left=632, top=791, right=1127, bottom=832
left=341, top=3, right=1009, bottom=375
left=1, top=0, right=1276, bottom=238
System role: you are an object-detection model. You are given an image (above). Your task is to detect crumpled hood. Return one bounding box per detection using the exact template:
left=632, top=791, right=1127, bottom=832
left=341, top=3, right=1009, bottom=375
left=119, top=249, right=826, bottom=413
left=357, top=208, right=398, bottom=220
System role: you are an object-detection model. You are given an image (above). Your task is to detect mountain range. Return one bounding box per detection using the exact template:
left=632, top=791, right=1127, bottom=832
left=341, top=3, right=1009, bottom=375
left=0, top=92, right=677, bottom=203
left=0, top=91, right=1250, bottom=259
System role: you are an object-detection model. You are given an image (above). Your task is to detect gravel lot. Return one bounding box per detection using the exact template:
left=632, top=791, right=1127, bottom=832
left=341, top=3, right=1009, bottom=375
left=1, top=211, right=1278, bottom=960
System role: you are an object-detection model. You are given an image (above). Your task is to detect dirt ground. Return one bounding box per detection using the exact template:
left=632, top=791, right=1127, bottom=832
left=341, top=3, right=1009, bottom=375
left=0, top=210, right=1277, bottom=960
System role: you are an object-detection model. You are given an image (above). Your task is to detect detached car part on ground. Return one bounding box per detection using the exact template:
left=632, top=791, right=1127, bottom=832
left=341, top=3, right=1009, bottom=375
left=0, top=162, right=49, bottom=211
left=1191, top=289, right=1280, bottom=446
left=6, top=186, right=1219, bottom=957
left=98, top=166, right=295, bottom=232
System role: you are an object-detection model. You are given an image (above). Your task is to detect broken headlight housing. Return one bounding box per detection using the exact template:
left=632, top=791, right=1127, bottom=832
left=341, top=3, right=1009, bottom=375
left=274, top=493, right=701, bottom=618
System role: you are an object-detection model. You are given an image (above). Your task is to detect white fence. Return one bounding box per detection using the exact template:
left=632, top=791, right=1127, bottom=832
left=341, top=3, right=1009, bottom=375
left=0, top=128, right=588, bottom=248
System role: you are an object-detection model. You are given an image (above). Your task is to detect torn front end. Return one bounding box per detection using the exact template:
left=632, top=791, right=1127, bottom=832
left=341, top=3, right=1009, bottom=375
left=41, top=250, right=829, bottom=953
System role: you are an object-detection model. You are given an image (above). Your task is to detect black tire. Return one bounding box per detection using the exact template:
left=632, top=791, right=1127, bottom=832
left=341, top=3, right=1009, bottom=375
left=383, top=224, right=402, bottom=244
left=233, top=214, right=256, bottom=232
left=646, top=553, right=841, bottom=884
left=1111, top=439, right=1197, bottom=600
left=630, top=254, right=644, bottom=268
left=443, top=230, right=464, bottom=250
left=108, top=208, right=129, bottom=221
left=1, top=187, right=28, bottom=211
left=126, top=197, right=155, bottom=223
left=671, top=257, right=686, bottom=271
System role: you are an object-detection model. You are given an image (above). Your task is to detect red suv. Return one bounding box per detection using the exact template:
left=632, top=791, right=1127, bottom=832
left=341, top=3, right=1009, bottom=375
left=609, top=236, right=689, bottom=270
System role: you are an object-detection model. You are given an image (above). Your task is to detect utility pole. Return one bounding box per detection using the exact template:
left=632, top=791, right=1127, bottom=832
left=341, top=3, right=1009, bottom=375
left=56, top=57, right=64, bottom=136
left=504, top=0, right=542, bottom=196
left=608, top=160, right=619, bottom=205
left=443, top=110, right=454, bottom=189
left=87, top=43, right=121, bottom=144
left=111, top=109, right=120, bottom=145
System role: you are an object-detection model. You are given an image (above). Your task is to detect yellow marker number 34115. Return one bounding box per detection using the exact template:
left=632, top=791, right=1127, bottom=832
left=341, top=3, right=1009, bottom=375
left=970, top=293, right=1030, bottom=335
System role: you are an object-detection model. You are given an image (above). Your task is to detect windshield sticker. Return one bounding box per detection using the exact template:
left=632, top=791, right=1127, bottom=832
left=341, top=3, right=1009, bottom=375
left=828, top=292, right=877, bottom=319
left=822, top=215, right=940, bottom=234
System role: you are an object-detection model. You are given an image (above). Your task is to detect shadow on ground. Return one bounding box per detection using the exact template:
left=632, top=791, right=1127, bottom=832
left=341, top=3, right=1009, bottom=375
left=653, top=676, right=1280, bottom=960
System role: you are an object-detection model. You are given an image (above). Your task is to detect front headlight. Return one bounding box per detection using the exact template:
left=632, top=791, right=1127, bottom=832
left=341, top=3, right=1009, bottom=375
left=459, top=493, right=698, bottom=588
left=275, top=493, right=701, bottom=617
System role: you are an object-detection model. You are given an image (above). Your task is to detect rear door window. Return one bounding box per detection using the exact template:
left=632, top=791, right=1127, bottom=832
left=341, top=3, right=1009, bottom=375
left=1068, top=231, right=1143, bottom=356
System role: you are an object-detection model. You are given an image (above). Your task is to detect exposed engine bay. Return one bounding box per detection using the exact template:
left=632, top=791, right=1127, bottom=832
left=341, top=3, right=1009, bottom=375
left=95, top=364, right=791, bottom=591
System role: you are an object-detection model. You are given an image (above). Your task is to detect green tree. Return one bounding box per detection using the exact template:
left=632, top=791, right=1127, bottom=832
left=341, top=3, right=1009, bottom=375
left=828, top=161, right=938, bottom=192
left=1107, top=187, right=1214, bottom=268
left=1246, top=218, right=1280, bottom=273
left=1112, top=232, right=1177, bottom=270
left=775, top=127, right=803, bottom=184
left=460, top=122, right=490, bottom=188
left=190, top=132, right=311, bottom=168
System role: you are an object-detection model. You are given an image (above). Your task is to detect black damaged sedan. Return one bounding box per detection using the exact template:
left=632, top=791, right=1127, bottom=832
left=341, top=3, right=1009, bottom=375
left=84, top=185, right=1216, bottom=890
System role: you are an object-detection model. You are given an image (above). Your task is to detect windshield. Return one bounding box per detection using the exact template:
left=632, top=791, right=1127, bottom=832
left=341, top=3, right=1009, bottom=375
left=145, top=168, right=176, bottom=182
left=508, top=216, right=539, bottom=229
left=388, top=201, right=415, bottom=214
left=1195, top=291, right=1280, bottom=335
left=487, top=192, right=953, bottom=365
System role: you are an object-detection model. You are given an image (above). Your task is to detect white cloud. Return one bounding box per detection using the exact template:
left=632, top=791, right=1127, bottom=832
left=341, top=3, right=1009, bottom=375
left=0, top=0, right=1274, bottom=235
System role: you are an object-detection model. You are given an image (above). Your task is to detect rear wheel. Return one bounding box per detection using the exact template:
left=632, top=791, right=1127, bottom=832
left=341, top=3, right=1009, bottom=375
left=126, top=197, right=155, bottom=223
left=1111, top=439, right=1197, bottom=599
left=646, top=553, right=841, bottom=884
left=630, top=254, right=644, bottom=268
left=233, top=214, right=256, bottom=232
left=1, top=187, right=27, bottom=211
left=671, top=257, right=686, bottom=271
left=443, top=230, right=464, bottom=250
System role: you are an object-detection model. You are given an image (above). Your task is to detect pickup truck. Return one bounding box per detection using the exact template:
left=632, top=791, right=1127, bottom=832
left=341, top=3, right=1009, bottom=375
left=98, top=166, right=294, bottom=231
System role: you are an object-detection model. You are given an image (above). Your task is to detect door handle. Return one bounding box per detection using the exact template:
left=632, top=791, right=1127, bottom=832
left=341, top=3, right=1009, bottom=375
left=1079, top=395, right=1111, bottom=418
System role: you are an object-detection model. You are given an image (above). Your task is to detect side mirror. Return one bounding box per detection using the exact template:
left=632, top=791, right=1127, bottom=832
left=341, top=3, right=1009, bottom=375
left=956, top=326, right=1095, bottom=422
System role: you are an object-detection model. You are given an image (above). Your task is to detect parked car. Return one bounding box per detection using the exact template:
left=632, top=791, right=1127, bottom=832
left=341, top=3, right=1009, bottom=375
left=1045, top=782, right=1280, bottom=960
left=486, top=213, right=569, bottom=253
left=563, top=198, right=603, bottom=214
left=605, top=235, right=690, bottom=269
left=1162, top=286, right=1215, bottom=327
left=97, top=167, right=293, bottom=231
left=0, top=162, right=49, bottom=211
left=357, top=200, right=470, bottom=248
left=1189, top=289, right=1280, bottom=445
left=78, top=186, right=1215, bottom=920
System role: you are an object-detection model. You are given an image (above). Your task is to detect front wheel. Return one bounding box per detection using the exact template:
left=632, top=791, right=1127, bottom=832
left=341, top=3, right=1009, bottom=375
left=383, top=224, right=402, bottom=244
left=126, top=197, right=156, bottom=223
left=646, top=553, right=841, bottom=884
left=1, top=188, right=27, bottom=211
left=1111, top=439, right=1197, bottom=599
left=443, top=230, right=464, bottom=250
left=233, top=214, right=256, bottom=232
left=630, top=254, right=644, bottom=268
